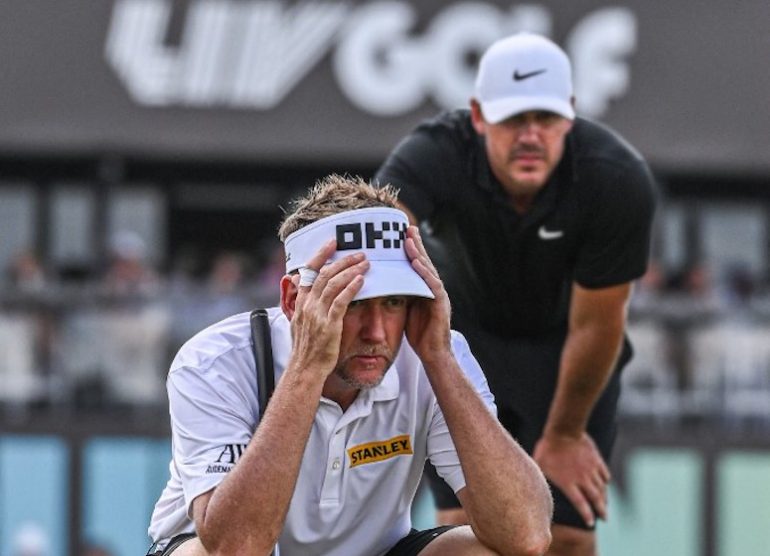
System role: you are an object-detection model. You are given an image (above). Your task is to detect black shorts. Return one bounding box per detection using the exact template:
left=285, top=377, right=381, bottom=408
left=146, top=533, right=196, bottom=556
left=384, top=526, right=459, bottom=555
left=150, top=527, right=457, bottom=556
left=425, top=326, right=630, bottom=530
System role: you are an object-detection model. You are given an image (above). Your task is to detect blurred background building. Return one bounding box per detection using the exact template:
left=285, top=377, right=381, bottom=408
left=0, top=1, right=769, bottom=555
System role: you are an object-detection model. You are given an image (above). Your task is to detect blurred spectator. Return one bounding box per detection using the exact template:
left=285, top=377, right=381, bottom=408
left=0, top=312, right=47, bottom=408
left=682, top=262, right=711, bottom=297
left=719, top=262, right=757, bottom=310
left=103, top=231, right=161, bottom=296
left=6, top=250, right=48, bottom=293
left=665, top=261, right=721, bottom=317
left=253, top=240, right=285, bottom=305
left=169, top=251, right=250, bottom=353
left=207, top=251, right=246, bottom=296
left=54, top=231, right=170, bottom=409
left=1, top=252, right=54, bottom=408
left=630, top=259, right=667, bottom=313
left=167, top=245, right=203, bottom=297
left=198, top=251, right=251, bottom=322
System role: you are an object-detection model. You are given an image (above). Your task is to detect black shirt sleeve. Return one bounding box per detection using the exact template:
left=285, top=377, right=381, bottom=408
left=574, top=159, right=657, bottom=289
left=374, top=121, right=466, bottom=222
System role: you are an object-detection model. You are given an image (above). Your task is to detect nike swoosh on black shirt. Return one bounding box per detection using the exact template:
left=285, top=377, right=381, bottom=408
left=513, top=68, right=547, bottom=81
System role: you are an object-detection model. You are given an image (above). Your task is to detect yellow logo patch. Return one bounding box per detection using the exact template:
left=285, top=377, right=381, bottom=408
left=347, top=434, right=413, bottom=468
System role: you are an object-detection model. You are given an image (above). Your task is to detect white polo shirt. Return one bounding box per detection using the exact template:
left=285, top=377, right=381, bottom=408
left=148, top=308, right=495, bottom=556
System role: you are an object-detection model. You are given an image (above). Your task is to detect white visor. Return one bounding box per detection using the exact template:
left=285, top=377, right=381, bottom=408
left=284, top=207, right=434, bottom=301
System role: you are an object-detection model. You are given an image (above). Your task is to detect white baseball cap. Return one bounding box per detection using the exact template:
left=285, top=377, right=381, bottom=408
left=283, top=207, right=434, bottom=301
left=474, top=33, right=574, bottom=124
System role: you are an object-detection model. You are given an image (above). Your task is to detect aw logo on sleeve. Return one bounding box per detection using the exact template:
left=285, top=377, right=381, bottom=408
left=347, top=434, right=413, bottom=468
left=206, top=443, right=248, bottom=474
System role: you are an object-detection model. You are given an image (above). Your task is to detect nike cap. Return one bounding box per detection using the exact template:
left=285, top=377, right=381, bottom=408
left=474, top=33, right=574, bottom=124
left=283, top=207, right=434, bottom=302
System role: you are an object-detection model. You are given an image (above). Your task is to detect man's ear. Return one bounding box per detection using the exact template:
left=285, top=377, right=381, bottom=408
left=469, top=99, right=487, bottom=135
left=280, top=274, right=299, bottom=320
left=567, top=97, right=577, bottom=131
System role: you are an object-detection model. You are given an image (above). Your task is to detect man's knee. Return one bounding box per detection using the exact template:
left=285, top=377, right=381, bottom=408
left=166, top=537, right=208, bottom=556
left=418, top=525, right=498, bottom=556
left=546, top=525, right=595, bottom=556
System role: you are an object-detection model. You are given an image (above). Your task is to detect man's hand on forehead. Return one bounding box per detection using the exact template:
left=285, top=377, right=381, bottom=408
left=295, top=239, right=368, bottom=295
left=404, top=226, right=440, bottom=281
left=403, top=225, right=453, bottom=366
left=288, top=239, right=369, bottom=378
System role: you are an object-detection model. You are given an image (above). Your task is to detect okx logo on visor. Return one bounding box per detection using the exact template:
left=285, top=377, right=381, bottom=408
left=283, top=208, right=434, bottom=301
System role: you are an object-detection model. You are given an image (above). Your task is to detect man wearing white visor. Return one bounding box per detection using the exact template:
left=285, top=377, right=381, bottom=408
left=147, top=175, right=553, bottom=556
left=376, top=33, right=656, bottom=555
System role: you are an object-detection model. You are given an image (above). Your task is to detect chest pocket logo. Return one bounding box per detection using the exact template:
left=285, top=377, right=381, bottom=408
left=348, top=434, right=413, bottom=468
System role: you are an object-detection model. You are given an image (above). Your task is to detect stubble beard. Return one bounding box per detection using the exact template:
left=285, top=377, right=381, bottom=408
left=334, top=346, right=394, bottom=390
left=510, top=147, right=549, bottom=187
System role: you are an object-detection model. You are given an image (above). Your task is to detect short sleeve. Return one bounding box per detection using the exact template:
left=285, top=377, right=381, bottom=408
left=167, top=347, right=258, bottom=517
left=574, top=161, right=657, bottom=288
left=426, top=331, right=496, bottom=493
left=374, top=124, right=465, bottom=221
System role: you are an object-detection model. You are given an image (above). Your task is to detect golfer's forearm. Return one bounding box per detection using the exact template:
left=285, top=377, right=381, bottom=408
left=545, top=322, right=622, bottom=437
left=458, top=441, right=553, bottom=556
left=546, top=282, right=630, bottom=437
left=196, top=369, right=324, bottom=553
left=426, top=356, right=552, bottom=554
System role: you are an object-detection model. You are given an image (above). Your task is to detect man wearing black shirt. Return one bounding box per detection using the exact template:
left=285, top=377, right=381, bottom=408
left=375, top=33, right=656, bottom=556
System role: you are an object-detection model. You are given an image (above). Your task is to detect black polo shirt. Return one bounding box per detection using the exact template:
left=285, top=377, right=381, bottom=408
left=375, top=110, right=656, bottom=338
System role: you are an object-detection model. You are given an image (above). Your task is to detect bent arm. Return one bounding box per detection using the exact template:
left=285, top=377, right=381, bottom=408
left=429, top=352, right=553, bottom=556
left=192, top=364, right=325, bottom=555
left=544, top=282, right=631, bottom=438
left=192, top=247, right=367, bottom=554
left=534, top=282, right=631, bottom=525
left=404, top=225, right=551, bottom=554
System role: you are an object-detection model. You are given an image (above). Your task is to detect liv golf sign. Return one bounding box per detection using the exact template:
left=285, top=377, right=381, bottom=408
left=105, top=0, right=638, bottom=118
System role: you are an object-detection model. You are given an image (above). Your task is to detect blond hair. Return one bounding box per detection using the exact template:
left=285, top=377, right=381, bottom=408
left=278, top=174, right=400, bottom=241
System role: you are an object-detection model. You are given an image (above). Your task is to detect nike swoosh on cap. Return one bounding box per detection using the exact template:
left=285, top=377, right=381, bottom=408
left=513, top=68, right=547, bottom=81
left=538, top=225, right=563, bottom=240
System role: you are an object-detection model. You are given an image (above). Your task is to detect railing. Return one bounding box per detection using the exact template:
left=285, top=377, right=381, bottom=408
left=624, top=293, right=770, bottom=429
left=4, top=285, right=770, bottom=429
left=0, top=284, right=278, bottom=422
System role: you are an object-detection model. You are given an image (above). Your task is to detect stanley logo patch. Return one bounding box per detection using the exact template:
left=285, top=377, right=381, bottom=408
left=348, top=434, right=413, bottom=468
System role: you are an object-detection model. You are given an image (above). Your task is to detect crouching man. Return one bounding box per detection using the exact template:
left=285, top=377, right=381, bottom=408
left=147, top=175, right=553, bottom=556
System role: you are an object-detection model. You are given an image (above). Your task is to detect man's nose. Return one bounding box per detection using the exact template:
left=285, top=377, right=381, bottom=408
left=517, top=119, right=543, bottom=139
left=360, top=306, right=387, bottom=342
